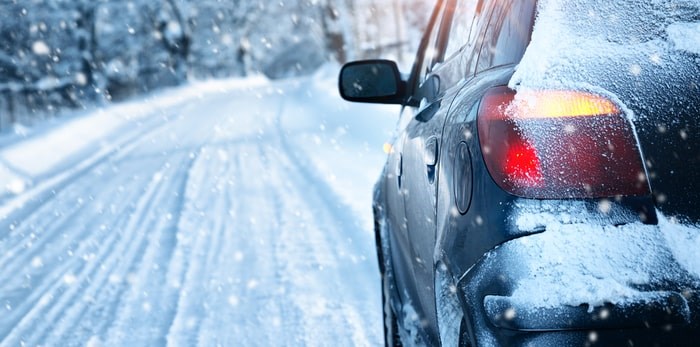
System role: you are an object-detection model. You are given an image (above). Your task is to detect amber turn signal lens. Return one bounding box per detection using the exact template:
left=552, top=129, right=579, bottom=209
left=477, top=86, right=649, bottom=198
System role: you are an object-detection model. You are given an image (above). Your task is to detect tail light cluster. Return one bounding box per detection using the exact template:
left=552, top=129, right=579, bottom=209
left=477, top=86, right=649, bottom=199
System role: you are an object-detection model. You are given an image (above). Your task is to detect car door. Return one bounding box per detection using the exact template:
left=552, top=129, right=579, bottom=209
left=398, top=0, right=457, bottom=342
left=436, top=0, right=539, bottom=278
left=380, top=3, right=448, bottom=340
left=381, top=97, right=413, bottom=319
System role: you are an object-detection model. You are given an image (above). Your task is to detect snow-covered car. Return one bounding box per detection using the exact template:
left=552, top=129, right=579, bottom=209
left=339, top=0, right=700, bottom=346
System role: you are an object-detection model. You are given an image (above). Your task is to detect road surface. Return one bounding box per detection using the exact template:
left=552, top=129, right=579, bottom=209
left=0, top=73, right=396, bottom=347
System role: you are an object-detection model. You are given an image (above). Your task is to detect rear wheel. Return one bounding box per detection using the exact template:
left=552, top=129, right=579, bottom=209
left=382, top=271, right=403, bottom=347
left=375, top=211, right=403, bottom=347
left=436, top=263, right=472, bottom=347
left=458, top=318, right=472, bottom=347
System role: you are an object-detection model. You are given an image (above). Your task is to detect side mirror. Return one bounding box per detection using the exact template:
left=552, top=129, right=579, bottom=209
left=338, top=59, right=404, bottom=104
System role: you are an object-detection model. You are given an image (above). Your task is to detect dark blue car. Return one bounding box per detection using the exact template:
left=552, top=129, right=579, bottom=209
left=339, top=0, right=700, bottom=346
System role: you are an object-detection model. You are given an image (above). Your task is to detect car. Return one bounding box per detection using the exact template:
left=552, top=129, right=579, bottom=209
left=338, top=0, right=700, bottom=346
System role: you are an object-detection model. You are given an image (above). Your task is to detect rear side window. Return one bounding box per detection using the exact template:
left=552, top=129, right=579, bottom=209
left=406, top=1, right=448, bottom=95
left=477, top=0, right=536, bottom=72
left=443, top=0, right=480, bottom=59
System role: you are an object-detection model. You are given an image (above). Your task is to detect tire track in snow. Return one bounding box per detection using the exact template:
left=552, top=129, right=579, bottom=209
left=0, top=160, right=162, bottom=342
left=52, top=155, right=195, bottom=346
left=0, top=105, right=182, bottom=239
left=0, top=83, right=383, bottom=346
left=164, top=141, right=305, bottom=346
left=0, top=156, right=191, bottom=347
left=191, top=97, right=382, bottom=347
left=189, top=149, right=246, bottom=347
left=0, top=113, right=187, bottom=302
left=187, top=143, right=265, bottom=347
left=100, top=95, right=242, bottom=346
left=250, top=143, right=304, bottom=346
left=0, top=93, right=224, bottom=346
left=0, top=156, right=161, bottom=286
left=161, top=147, right=231, bottom=347
left=99, top=154, right=196, bottom=346
left=268, top=142, right=381, bottom=347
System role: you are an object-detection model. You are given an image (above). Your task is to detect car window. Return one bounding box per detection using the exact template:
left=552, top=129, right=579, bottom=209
left=476, top=0, right=536, bottom=72
left=416, top=4, right=447, bottom=89
left=443, top=0, right=480, bottom=59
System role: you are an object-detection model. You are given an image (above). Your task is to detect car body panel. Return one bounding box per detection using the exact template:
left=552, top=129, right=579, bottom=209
left=343, top=0, right=700, bottom=345
left=543, top=50, right=700, bottom=222
left=458, top=220, right=700, bottom=346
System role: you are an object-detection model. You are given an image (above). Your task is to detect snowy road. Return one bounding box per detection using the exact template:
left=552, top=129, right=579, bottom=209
left=0, top=71, right=397, bottom=346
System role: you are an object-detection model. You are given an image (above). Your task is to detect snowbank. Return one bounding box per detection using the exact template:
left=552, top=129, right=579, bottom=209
left=0, top=77, right=267, bottom=200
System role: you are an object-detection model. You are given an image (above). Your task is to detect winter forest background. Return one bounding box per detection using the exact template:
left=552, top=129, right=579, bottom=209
left=0, top=0, right=431, bottom=130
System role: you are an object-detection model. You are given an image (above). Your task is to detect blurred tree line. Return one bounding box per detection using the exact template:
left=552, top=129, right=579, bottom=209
left=0, top=0, right=430, bottom=130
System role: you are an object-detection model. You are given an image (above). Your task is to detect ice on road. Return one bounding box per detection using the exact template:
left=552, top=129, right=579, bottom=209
left=0, top=70, right=397, bottom=346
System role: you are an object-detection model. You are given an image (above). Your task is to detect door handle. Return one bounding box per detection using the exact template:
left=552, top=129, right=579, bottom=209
left=424, top=137, right=438, bottom=184
left=424, top=137, right=438, bottom=166
left=415, top=75, right=441, bottom=122
left=416, top=101, right=440, bottom=122
left=395, top=154, right=403, bottom=189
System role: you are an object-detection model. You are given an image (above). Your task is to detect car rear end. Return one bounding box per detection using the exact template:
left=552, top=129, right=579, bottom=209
left=451, top=0, right=700, bottom=345
left=460, top=214, right=700, bottom=346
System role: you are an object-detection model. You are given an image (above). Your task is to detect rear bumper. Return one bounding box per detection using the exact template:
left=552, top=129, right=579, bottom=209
left=456, top=224, right=700, bottom=347
left=499, top=326, right=700, bottom=347
left=484, top=291, right=693, bottom=331
left=462, top=283, right=700, bottom=347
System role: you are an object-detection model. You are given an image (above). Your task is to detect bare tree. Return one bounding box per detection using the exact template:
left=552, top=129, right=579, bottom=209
left=320, top=0, right=355, bottom=63
left=163, top=0, right=191, bottom=81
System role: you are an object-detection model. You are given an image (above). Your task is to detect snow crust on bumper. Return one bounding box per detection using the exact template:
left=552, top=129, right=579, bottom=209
left=458, top=202, right=700, bottom=346
left=484, top=290, right=691, bottom=331
left=504, top=218, right=700, bottom=312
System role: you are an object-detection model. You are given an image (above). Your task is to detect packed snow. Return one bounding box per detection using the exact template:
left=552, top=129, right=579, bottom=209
left=506, top=203, right=700, bottom=313
left=0, top=66, right=398, bottom=346
left=511, top=0, right=700, bottom=90
left=500, top=0, right=700, bottom=317
left=667, top=22, right=700, bottom=55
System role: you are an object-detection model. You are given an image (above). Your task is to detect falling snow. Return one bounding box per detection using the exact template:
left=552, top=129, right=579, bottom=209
left=31, top=40, right=50, bottom=55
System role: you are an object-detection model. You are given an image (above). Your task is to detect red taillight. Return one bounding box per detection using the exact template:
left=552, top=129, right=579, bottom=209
left=477, top=86, right=649, bottom=198
left=504, top=141, right=543, bottom=187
